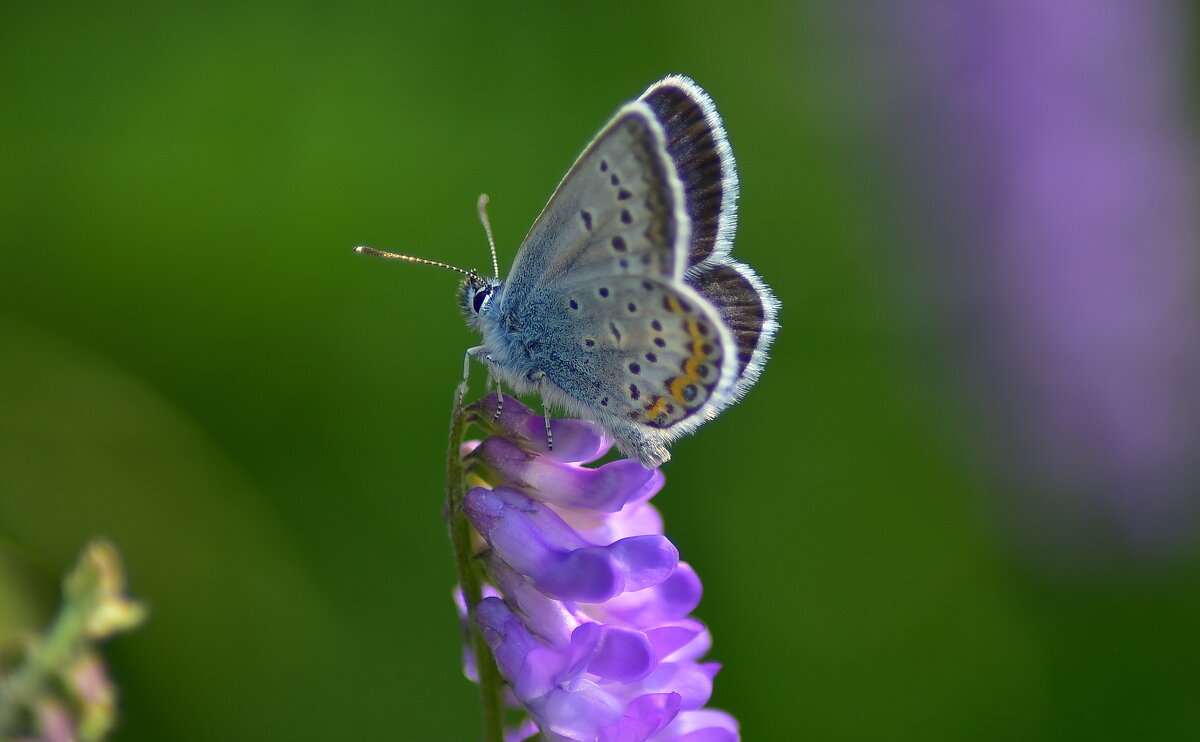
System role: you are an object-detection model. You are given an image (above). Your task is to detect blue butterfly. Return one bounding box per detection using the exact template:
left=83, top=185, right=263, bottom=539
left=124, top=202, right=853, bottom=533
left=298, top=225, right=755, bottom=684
left=359, top=76, right=779, bottom=468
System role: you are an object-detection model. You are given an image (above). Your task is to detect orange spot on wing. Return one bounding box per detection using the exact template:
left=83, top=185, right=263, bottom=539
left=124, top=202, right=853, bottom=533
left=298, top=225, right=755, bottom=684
left=655, top=301, right=723, bottom=421
left=645, top=396, right=669, bottom=420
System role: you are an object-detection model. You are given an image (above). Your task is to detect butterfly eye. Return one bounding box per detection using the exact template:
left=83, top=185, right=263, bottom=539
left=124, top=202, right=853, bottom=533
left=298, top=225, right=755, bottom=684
left=472, top=287, right=491, bottom=313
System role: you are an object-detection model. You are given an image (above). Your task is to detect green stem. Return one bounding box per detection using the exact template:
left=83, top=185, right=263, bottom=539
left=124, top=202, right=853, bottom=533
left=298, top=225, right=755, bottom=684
left=446, top=385, right=505, bottom=742
left=0, top=568, right=89, bottom=732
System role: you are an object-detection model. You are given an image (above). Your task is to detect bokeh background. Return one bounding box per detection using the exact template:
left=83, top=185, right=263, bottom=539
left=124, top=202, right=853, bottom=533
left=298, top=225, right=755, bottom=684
left=3, top=1, right=1200, bottom=739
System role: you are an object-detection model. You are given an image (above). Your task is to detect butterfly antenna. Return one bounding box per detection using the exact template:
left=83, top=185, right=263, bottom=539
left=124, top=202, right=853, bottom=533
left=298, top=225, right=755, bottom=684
left=353, top=246, right=475, bottom=277
left=477, top=194, right=501, bottom=279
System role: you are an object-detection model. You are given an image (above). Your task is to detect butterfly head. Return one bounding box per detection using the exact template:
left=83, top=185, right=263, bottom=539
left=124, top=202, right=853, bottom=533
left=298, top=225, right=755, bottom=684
left=460, top=272, right=502, bottom=329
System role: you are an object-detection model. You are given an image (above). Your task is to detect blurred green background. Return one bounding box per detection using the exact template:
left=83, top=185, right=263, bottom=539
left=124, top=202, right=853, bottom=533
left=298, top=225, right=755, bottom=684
left=3, top=2, right=1200, bottom=740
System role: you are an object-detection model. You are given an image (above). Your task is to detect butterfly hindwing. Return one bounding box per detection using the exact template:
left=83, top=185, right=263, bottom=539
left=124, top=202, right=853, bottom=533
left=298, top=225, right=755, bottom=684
left=688, top=261, right=779, bottom=399
left=531, top=274, right=737, bottom=458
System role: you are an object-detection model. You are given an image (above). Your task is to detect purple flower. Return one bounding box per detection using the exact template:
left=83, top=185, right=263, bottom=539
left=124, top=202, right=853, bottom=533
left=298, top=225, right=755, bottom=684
left=456, top=394, right=739, bottom=742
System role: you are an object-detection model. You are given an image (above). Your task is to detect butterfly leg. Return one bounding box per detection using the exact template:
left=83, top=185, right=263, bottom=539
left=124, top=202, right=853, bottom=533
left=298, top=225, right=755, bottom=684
left=542, top=401, right=554, bottom=451
left=463, top=345, right=506, bottom=419
left=518, top=369, right=553, bottom=451
left=460, top=345, right=488, bottom=408
left=490, top=372, right=504, bottom=420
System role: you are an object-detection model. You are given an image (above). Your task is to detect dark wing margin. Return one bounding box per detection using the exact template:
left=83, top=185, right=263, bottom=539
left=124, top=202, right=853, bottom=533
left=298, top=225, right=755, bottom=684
left=642, top=76, right=777, bottom=398
left=639, top=75, right=739, bottom=269
left=689, top=262, right=779, bottom=396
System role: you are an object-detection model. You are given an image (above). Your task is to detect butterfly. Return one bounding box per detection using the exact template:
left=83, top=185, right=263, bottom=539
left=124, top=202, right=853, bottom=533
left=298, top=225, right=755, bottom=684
left=358, top=75, right=779, bottom=468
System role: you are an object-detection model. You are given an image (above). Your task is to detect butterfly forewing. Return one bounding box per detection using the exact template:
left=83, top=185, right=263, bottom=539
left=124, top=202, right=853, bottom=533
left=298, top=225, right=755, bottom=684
left=501, top=105, right=691, bottom=306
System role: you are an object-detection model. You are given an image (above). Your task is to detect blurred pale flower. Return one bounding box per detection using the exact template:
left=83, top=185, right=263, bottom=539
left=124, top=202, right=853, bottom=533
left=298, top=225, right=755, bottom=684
left=0, top=540, right=145, bottom=742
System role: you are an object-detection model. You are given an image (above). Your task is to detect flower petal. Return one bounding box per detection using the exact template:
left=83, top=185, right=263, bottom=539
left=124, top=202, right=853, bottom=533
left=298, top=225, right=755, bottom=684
left=473, top=435, right=662, bottom=512
left=649, top=709, right=740, bottom=742
left=598, top=692, right=681, bottom=742
left=582, top=624, right=656, bottom=683
left=484, top=552, right=581, bottom=646
left=467, top=487, right=678, bottom=602
left=585, top=563, right=703, bottom=628
left=468, top=393, right=613, bottom=464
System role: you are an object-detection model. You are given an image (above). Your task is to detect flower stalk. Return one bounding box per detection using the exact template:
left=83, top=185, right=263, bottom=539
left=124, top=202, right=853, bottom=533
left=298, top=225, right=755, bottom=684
left=446, top=388, right=506, bottom=742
